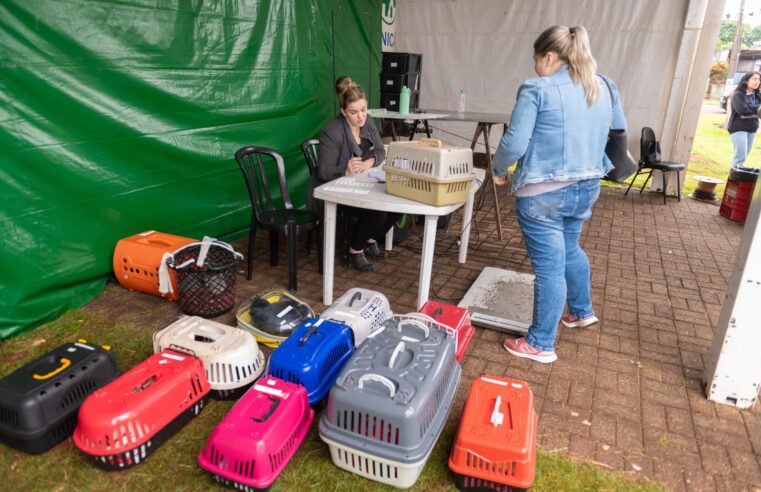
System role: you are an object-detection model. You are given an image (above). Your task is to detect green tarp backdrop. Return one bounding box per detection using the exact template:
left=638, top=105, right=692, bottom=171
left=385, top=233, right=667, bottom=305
left=0, top=0, right=381, bottom=339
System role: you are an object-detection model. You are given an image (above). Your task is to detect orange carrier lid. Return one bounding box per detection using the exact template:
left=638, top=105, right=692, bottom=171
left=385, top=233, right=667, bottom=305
left=449, top=375, right=537, bottom=489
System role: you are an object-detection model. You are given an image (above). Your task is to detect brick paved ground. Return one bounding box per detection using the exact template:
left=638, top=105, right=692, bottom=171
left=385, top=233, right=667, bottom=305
left=87, top=185, right=759, bottom=491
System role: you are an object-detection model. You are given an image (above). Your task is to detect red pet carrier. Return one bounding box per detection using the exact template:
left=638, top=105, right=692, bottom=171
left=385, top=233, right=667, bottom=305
left=449, top=376, right=538, bottom=491
left=417, top=300, right=475, bottom=362
left=73, top=350, right=210, bottom=470
left=198, top=376, right=314, bottom=491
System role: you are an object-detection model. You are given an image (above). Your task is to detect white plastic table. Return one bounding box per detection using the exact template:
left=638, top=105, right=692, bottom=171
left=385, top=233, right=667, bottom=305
left=314, top=168, right=486, bottom=309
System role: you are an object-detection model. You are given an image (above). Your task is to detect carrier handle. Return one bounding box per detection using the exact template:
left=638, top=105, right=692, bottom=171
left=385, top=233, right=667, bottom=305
left=348, top=291, right=363, bottom=307
left=358, top=374, right=396, bottom=398
left=146, top=237, right=175, bottom=247
left=167, top=344, right=197, bottom=357
left=32, top=357, right=71, bottom=380
left=299, top=324, right=319, bottom=346
left=491, top=395, right=505, bottom=427
left=419, top=137, right=443, bottom=148
left=132, top=375, right=157, bottom=394
left=432, top=306, right=443, bottom=321
left=397, top=319, right=429, bottom=341
left=388, top=341, right=406, bottom=369
left=251, top=396, right=280, bottom=423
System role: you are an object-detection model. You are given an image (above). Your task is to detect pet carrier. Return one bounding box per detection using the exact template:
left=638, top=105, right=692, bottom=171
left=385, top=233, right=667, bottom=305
left=73, top=350, right=210, bottom=470
left=319, top=317, right=462, bottom=488
left=0, top=341, right=119, bottom=454
left=164, top=236, right=243, bottom=318
left=267, top=318, right=355, bottom=405
left=152, top=315, right=265, bottom=399
left=449, top=376, right=537, bottom=492
left=198, top=376, right=314, bottom=492
left=236, top=289, right=314, bottom=348
left=415, top=300, right=475, bottom=362
left=385, top=138, right=474, bottom=206
left=320, top=288, right=392, bottom=347
left=113, top=230, right=196, bottom=300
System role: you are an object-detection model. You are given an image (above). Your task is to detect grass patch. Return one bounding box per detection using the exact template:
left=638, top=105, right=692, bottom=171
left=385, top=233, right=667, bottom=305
left=0, top=309, right=663, bottom=491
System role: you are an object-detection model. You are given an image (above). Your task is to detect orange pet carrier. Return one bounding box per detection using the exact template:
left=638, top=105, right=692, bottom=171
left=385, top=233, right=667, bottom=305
left=449, top=375, right=538, bottom=491
left=113, top=230, right=196, bottom=300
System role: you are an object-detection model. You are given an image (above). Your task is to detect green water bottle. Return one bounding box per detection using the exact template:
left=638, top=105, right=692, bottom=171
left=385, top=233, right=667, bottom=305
left=399, top=85, right=411, bottom=114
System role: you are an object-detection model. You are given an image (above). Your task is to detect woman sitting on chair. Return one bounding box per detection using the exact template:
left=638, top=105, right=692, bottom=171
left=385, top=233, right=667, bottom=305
left=307, top=76, right=397, bottom=272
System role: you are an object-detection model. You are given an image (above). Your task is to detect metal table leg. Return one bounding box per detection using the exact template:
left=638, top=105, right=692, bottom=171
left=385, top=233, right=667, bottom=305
left=481, top=123, right=505, bottom=240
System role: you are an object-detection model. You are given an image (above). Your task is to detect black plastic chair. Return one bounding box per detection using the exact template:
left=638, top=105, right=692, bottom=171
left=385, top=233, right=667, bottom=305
left=235, top=146, right=320, bottom=291
left=625, top=127, right=686, bottom=204
left=300, top=139, right=352, bottom=267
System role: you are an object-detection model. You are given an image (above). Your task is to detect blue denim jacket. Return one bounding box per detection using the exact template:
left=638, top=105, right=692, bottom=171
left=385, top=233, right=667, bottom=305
left=493, top=65, right=627, bottom=191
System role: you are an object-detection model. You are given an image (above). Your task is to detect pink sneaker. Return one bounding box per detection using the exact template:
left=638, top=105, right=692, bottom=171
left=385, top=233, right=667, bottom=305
left=502, top=337, right=558, bottom=363
left=560, top=314, right=599, bottom=329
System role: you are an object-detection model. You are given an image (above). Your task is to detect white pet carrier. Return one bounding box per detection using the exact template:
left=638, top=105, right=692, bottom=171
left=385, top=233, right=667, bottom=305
left=152, top=315, right=265, bottom=398
left=320, top=288, right=392, bottom=347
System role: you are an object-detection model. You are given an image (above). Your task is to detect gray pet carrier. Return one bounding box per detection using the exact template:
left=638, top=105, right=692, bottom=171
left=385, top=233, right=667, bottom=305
left=318, top=317, right=461, bottom=488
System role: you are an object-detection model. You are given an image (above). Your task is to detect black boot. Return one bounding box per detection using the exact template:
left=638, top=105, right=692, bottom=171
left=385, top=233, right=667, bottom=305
left=349, top=251, right=374, bottom=272
left=364, top=242, right=388, bottom=260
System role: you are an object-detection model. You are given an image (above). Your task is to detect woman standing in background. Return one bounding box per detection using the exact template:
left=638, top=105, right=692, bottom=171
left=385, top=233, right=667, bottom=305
left=727, top=71, right=761, bottom=168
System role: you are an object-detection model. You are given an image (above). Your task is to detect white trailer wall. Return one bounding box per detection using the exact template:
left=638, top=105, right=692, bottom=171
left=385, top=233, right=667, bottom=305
left=395, top=0, right=725, bottom=168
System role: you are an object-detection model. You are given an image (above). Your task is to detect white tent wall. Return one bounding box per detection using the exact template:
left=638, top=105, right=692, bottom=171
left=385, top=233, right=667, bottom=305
left=394, top=0, right=726, bottom=186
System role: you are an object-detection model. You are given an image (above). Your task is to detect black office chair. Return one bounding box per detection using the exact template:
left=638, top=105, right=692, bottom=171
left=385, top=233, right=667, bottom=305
left=234, top=146, right=320, bottom=291
left=300, top=138, right=352, bottom=267
left=625, top=127, right=686, bottom=203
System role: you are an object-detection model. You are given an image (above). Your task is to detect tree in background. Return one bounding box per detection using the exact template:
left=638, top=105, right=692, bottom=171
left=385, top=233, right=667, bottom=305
left=716, top=20, right=761, bottom=52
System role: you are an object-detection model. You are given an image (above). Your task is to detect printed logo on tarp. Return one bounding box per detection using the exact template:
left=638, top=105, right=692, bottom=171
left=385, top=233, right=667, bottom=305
left=382, top=0, right=397, bottom=25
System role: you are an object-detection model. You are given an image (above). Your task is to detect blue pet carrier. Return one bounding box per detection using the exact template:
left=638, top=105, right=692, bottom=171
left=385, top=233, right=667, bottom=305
left=267, top=318, right=355, bottom=406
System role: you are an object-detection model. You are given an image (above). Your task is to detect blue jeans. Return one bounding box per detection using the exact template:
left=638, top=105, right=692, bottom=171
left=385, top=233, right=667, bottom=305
left=515, top=179, right=601, bottom=352
left=730, top=131, right=756, bottom=168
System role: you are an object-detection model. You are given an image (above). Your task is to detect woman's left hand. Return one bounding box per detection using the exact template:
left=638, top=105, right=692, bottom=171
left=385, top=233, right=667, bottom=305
left=493, top=173, right=511, bottom=187
left=351, top=158, right=375, bottom=174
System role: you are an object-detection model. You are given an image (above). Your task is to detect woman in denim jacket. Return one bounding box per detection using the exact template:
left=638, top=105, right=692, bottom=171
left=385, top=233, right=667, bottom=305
left=493, top=25, right=626, bottom=363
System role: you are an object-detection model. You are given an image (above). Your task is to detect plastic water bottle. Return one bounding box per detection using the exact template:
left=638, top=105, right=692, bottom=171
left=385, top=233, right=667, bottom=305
left=458, top=88, right=466, bottom=115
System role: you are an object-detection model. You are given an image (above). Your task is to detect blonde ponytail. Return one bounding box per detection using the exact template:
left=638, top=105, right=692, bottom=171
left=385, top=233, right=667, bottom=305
left=534, top=25, right=599, bottom=105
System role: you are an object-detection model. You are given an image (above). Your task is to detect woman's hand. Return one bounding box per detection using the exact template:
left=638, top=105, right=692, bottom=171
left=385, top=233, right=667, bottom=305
left=348, top=157, right=374, bottom=174
left=493, top=173, right=511, bottom=187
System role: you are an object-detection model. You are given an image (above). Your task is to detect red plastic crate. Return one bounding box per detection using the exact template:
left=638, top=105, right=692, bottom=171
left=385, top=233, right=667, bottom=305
left=449, top=376, right=537, bottom=491
left=720, top=177, right=757, bottom=222
left=418, top=300, right=475, bottom=362
left=73, top=350, right=210, bottom=470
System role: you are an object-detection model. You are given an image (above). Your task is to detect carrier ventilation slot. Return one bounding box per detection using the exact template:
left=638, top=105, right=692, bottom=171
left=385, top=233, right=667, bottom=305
left=419, top=369, right=453, bottom=438
left=337, top=409, right=400, bottom=445
left=465, top=451, right=516, bottom=477
left=268, top=405, right=310, bottom=472
left=213, top=475, right=257, bottom=492
left=336, top=447, right=399, bottom=480
left=461, top=476, right=512, bottom=491
left=51, top=415, right=78, bottom=440
left=319, top=345, right=347, bottom=380
left=61, top=380, right=98, bottom=409
left=0, top=405, right=20, bottom=427
left=448, top=162, right=469, bottom=176
left=270, top=369, right=301, bottom=387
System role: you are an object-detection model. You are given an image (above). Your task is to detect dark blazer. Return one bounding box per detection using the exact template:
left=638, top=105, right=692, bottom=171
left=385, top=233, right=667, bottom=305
left=306, top=115, right=385, bottom=215
left=728, top=89, right=761, bottom=134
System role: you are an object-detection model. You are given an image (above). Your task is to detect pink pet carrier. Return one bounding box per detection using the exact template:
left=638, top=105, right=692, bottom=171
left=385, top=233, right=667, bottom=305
left=198, top=376, right=314, bottom=491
